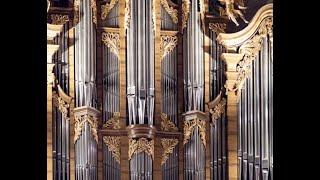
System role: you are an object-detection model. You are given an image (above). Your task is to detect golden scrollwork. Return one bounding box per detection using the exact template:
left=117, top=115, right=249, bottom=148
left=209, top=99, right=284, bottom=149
left=103, top=112, right=121, bottom=129
left=125, top=0, right=131, bottom=29
left=101, top=0, right=119, bottom=20
left=103, top=136, right=121, bottom=164
left=160, top=0, right=178, bottom=24
left=128, top=138, right=154, bottom=160
left=181, top=0, right=190, bottom=31
left=160, top=35, right=178, bottom=59
left=209, top=98, right=226, bottom=123
left=233, top=17, right=273, bottom=92
left=161, top=138, right=179, bottom=165
left=91, top=0, right=97, bottom=24
left=209, top=23, right=227, bottom=34
left=160, top=113, right=178, bottom=132
left=183, top=118, right=206, bottom=146
left=74, top=0, right=80, bottom=24
left=51, top=14, right=69, bottom=25
left=74, top=112, right=99, bottom=143
left=52, top=92, right=70, bottom=121
left=102, top=32, right=120, bottom=58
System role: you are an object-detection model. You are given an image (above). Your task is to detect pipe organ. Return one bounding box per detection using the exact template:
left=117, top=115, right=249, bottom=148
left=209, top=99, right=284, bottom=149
left=47, top=1, right=273, bottom=180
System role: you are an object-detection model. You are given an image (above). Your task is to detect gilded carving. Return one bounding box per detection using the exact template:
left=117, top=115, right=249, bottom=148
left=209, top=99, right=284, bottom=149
left=183, top=118, right=206, bottom=146
left=209, top=98, right=226, bottom=123
left=74, top=113, right=99, bottom=143
left=128, top=138, right=154, bottom=160
left=52, top=92, right=70, bottom=121
left=160, top=0, right=178, bottom=24
left=74, top=0, right=80, bottom=24
left=102, top=32, right=120, bottom=58
left=103, top=112, right=121, bottom=129
left=209, top=23, right=227, bottom=34
left=101, top=0, right=119, bottom=20
left=125, top=0, right=131, bottom=29
left=103, top=136, right=121, bottom=164
left=181, top=0, right=190, bottom=31
left=91, top=0, right=97, bottom=24
left=160, top=113, right=178, bottom=132
left=218, top=0, right=248, bottom=26
left=233, top=17, right=273, bottom=92
left=160, top=35, right=178, bottom=59
left=161, top=138, right=179, bottom=165
left=51, top=14, right=69, bottom=25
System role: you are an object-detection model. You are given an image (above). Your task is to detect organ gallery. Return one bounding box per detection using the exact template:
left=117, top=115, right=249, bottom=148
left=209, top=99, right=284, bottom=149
left=47, top=0, right=273, bottom=179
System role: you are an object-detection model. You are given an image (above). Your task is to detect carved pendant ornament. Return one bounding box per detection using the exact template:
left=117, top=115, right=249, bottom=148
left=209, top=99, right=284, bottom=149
left=181, top=0, right=190, bottom=31
left=160, top=0, right=178, bottom=24
left=91, top=0, right=97, bottom=24
left=102, top=32, right=120, bottom=58
left=161, top=138, right=179, bottom=165
left=74, top=111, right=99, bottom=143
left=101, top=0, right=119, bottom=20
left=103, top=136, right=121, bottom=164
left=183, top=118, right=206, bottom=146
left=125, top=0, right=131, bottom=29
left=209, top=98, right=226, bottom=124
left=160, top=113, right=178, bottom=132
left=52, top=92, right=70, bottom=121
left=128, top=138, right=154, bottom=160
left=232, top=17, right=273, bottom=93
left=160, top=35, right=178, bottom=59
left=103, top=112, right=121, bottom=129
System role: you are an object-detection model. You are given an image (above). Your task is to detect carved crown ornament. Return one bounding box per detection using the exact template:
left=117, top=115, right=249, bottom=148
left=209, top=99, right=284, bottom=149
left=101, top=0, right=119, bottom=20
left=160, top=113, right=178, bottom=132
left=160, top=35, right=178, bottom=59
left=102, top=32, right=120, bottom=59
left=73, top=106, right=100, bottom=143
left=183, top=118, right=206, bottom=146
left=51, top=14, right=69, bottom=25
left=161, top=138, right=179, bottom=165
left=128, top=138, right=154, bottom=160
left=160, top=0, right=178, bottom=24
left=103, top=136, right=121, bottom=164
left=209, top=23, right=227, bottom=35
left=103, top=112, right=121, bottom=129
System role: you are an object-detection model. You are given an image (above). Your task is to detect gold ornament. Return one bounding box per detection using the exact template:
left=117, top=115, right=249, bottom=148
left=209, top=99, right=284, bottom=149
left=128, top=138, right=154, bottom=160
left=161, top=138, right=178, bottom=165
left=103, top=136, right=121, bottom=164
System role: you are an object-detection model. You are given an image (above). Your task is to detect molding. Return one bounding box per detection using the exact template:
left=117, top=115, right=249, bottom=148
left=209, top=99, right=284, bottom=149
left=103, top=136, right=121, bottom=164
left=128, top=138, right=154, bottom=160
left=101, top=0, right=119, bottom=20
left=161, top=138, right=179, bottom=165
left=73, top=106, right=100, bottom=143
left=160, top=0, right=178, bottom=24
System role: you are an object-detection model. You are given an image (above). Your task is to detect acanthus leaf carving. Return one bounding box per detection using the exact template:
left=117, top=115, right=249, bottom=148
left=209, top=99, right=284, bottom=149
left=101, top=0, right=119, bottom=20
left=51, top=14, right=69, bottom=25
left=181, top=0, right=190, bottom=32
left=91, top=0, right=97, bottom=24
left=128, top=138, right=154, bottom=160
left=74, top=112, right=99, bottom=143
left=161, top=138, right=179, bottom=165
left=102, top=32, right=120, bottom=58
left=103, top=112, right=121, bottom=129
left=52, top=92, right=70, bottom=121
left=125, top=0, right=131, bottom=29
left=183, top=118, right=206, bottom=147
left=160, top=113, right=178, bottom=132
left=209, top=98, right=226, bottom=124
left=209, top=23, right=227, bottom=35
left=103, top=136, right=121, bottom=164
left=160, top=0, right=178, bottom=24
left=160, top=35, right=178, bottom=59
